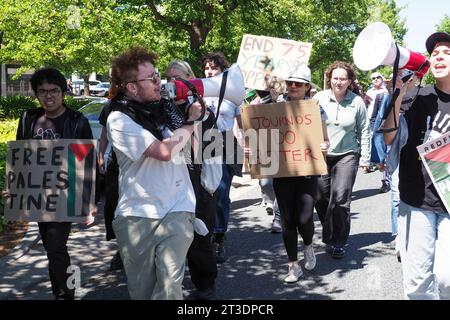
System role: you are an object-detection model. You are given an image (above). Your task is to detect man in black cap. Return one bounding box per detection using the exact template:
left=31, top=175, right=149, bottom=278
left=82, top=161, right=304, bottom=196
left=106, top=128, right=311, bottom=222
left=383, top=31, right=450, bottom=300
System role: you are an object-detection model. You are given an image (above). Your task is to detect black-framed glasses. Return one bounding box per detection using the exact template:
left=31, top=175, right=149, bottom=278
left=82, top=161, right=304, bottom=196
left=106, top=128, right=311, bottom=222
left=372, top=76, right=382, bottom=80
left=36, top=88, right=62, bottom=97
left=133, top=73, right=160, bottom=84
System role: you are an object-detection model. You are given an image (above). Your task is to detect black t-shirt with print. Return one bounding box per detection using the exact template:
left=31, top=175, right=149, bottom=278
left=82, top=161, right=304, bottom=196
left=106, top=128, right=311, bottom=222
left=400, top=86, right=450, bottom=213
left=32, top=110, right=68, bottom=140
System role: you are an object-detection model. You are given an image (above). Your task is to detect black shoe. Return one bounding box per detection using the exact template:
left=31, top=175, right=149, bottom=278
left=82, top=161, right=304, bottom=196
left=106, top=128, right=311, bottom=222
left=215, top=242, right=226, bottom=263
left=110, top=250, right=123, bottom=271
left=379, top=181, right=391, bottom=193
left=331, top=246, right=346, bottom=259
left=194, top=287, right=216, bottom=300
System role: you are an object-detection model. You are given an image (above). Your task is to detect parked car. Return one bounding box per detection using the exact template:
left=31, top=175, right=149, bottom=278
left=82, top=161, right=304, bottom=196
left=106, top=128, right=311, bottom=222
left=78, top=98, right=111, bottom=168
left=90, top=82, right=110, bottom=97
left=72, top=80, right=101, bottom=96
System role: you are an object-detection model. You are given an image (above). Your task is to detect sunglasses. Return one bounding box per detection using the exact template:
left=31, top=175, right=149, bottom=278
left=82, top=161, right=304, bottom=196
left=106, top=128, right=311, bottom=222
left=286, top=81, right=307, bottom=87
left=371, top=76, right=382, bottom=80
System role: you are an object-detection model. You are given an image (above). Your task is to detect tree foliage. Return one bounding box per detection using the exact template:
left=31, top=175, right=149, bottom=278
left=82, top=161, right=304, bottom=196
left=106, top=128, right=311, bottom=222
left=1, top=0, right=409, bottom=90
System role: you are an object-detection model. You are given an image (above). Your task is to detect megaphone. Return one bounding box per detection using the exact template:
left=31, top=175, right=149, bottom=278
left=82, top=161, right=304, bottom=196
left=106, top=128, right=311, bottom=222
left=164, top=63, right=245, bottom=106
left=353, top=22, right=430, bottom=77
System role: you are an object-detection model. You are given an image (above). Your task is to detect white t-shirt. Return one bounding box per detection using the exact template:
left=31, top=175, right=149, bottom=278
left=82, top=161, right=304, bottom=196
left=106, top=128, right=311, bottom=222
left=107, top=111, right=196, bottom=219
left=365, top=86, right=388, bottom=121
left=203, top=97, right=240, bottom=132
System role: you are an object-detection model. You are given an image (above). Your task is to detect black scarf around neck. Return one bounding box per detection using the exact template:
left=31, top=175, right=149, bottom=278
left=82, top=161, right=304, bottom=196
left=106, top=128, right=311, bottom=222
left=109, top=94, right=177, bottom=141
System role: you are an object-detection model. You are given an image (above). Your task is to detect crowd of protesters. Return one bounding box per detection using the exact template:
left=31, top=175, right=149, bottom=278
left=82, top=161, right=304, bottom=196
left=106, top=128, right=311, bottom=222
left=2, top=30, right=450, bottom=301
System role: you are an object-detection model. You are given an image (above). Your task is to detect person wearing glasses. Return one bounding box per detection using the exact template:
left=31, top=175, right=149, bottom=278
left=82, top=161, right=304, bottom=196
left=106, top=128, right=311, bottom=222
left=364, top=72, right=389, bottom=175
left=8, top=68, right=94, bottom=299
left=106, top=47, right=204, bottom=300
left=314, top=61, right=370, bottom=259
left=272, top=64, right=330, bottom=283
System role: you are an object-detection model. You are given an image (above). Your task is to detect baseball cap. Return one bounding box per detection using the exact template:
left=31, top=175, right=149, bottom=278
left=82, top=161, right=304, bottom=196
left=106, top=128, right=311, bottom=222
left=425, top=32, right=450, bottom=54
left=286, top=64, right=311, bottom=83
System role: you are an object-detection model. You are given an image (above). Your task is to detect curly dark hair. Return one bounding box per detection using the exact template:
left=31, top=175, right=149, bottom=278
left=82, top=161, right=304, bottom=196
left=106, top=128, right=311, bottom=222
left=325, top=61, right=357, bottom=91
left=201, top=52, right=229, bottom=71
left=30, top=68, right=67, bottom=94
left=110, top=46, right=157, bottom=99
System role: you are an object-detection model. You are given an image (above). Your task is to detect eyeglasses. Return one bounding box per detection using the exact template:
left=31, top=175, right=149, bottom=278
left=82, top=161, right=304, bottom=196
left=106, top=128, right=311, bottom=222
left=133, top=73, right=160, bottom=84
left=331, top=77, right=349, bottom=83
left=286, top=81, right=307, bottom=87
left=36, top=88, right=62, bottom=97
left=372, top=76, right=382, bottom=80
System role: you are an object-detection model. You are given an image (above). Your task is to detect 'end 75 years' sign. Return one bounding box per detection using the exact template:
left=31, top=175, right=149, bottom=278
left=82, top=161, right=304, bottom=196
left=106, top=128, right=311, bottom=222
left=4, top=139, right=97, bottom=222
left=237, top=34, right=313, bottom=91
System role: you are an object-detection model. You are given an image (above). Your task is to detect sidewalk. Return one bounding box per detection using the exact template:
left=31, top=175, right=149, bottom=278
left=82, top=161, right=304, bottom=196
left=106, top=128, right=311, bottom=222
left=0, top=174, right=258, bottom=300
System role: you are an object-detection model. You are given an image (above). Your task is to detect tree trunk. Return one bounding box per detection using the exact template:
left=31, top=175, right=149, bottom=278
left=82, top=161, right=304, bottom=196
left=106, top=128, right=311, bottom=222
left=83, top=75, right=90, bottom=97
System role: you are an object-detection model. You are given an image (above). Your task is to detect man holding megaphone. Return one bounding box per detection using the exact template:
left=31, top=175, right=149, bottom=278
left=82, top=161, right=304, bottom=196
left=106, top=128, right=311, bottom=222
left=382, top=32, right=450, bottom=300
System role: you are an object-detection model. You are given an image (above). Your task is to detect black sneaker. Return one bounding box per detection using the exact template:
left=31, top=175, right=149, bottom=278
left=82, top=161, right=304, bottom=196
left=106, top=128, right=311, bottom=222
left=215, top=242, right=226, bottom=263
left=110, top=250, right=124, bottom=271
left=379, top=181, right=391, bottom=193
left=331, top=246, right=346, bottom=259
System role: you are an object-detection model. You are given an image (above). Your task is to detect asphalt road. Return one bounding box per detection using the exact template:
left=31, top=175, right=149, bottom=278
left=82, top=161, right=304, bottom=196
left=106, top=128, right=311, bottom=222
left=0, top=169, right=403, bottom=300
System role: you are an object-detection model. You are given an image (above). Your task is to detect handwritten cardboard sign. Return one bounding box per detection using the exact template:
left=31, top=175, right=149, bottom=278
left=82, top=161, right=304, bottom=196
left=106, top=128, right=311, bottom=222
left=237, top=34, right=313, bottom=91
left=417, top=132, right=450, bottom=213
left=241, top=99, right=327, bottom=178
left=4, top=139, right=97, bottom=222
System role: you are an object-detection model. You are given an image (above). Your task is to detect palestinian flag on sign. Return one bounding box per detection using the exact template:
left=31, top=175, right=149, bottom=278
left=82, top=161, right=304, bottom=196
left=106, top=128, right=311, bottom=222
left=67, top=143, right=95, bottom=217
left=423, top=143, right=450, bottom=211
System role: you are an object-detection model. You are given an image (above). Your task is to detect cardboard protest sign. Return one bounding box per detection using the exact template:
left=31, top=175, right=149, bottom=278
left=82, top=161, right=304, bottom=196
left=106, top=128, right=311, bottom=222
left=417, top=132, right=450, bottom=213
left=237, top=34, right=313, bottom=91
left=4, top=139, right=97, bottom=222
left=241, top=99, right=327, bottom=179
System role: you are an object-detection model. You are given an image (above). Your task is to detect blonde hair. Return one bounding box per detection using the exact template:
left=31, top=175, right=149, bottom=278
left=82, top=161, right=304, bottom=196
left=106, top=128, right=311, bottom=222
left=166, top=60, right=195, bottom=80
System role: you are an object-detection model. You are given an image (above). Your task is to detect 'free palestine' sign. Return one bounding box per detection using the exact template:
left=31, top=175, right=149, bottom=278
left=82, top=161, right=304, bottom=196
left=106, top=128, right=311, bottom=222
left=5, top=139, right=97, bottom=222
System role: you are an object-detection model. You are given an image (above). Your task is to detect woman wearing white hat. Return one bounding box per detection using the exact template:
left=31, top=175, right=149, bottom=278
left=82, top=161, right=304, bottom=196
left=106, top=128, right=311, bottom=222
left=273, top=64, right=330, bottom=283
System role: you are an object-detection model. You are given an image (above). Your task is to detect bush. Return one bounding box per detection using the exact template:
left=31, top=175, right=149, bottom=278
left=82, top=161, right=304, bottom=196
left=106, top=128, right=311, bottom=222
left=0, top=119, right=19, bottom=232
left=0, top=96, right=38, bottom=119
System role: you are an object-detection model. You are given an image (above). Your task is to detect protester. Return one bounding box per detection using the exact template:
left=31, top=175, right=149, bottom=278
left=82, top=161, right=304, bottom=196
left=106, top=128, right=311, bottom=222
left=2, top=68, right=94, bottom=300
left=106, top=47, right=203, bottom=300
left=383, top=32, right=450, bottom=299
left=271, top=64, right=329, bottom=282
left=165, top=60, right=219, bottom=300
left=314, top=61, right=370, bottom=259
left=202, top=52, right=243, bottom=263
left=364, top=72, right=389, bottom=176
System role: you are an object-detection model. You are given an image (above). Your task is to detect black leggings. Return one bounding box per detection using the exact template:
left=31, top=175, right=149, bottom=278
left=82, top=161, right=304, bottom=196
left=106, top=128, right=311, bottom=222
left=273, top=177, right=317, bottom=262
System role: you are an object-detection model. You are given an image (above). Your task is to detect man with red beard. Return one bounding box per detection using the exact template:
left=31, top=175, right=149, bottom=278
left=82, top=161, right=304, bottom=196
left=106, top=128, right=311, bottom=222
left=384, top=32, right=450, bottom=300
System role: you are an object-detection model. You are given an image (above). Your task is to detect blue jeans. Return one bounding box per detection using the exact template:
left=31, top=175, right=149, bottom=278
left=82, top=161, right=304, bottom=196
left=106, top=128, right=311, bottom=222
left=390, top=166, right=400, bottom=236
left=214, top=164, right=234, bottom=234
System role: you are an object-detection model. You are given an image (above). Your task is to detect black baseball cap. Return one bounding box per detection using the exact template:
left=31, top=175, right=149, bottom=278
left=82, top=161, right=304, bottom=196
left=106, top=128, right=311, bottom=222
left=425, top=32, right=450, bottom=54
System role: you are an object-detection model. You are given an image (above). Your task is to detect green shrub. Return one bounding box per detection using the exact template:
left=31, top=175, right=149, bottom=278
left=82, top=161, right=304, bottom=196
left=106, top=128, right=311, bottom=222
left=0, top=96, right=38, bottom=119
left=0, top=119, right=19, bottom=229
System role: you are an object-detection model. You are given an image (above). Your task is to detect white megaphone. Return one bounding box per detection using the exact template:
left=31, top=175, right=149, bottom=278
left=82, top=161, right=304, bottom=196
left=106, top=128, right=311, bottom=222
left=164, top=63, right=245, bottom=106
left=353, top=22, right=429, bottom=77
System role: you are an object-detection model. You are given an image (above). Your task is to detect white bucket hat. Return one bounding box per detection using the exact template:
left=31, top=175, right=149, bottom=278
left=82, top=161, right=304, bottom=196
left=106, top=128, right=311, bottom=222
left=286, top=64, right=311, bottom=83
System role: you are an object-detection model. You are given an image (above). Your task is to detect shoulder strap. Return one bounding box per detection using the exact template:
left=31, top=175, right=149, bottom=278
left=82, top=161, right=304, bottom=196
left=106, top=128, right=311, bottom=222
left=214, top=70, right=229, bottom=125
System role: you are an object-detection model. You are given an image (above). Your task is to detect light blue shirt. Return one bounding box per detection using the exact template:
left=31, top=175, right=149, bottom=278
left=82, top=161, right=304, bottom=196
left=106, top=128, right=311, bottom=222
left=315, top=89, right=370, bottom=165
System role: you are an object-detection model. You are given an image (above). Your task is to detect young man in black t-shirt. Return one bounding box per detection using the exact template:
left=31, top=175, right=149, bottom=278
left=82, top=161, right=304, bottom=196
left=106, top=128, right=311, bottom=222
left=384, top=32, right=450, bottom=300
left=6, top=68, right=93, bottom=300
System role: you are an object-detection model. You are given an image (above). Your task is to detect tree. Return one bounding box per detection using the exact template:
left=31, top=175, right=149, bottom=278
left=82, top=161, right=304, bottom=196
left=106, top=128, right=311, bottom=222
left=0, top=0, right=158, bottom=95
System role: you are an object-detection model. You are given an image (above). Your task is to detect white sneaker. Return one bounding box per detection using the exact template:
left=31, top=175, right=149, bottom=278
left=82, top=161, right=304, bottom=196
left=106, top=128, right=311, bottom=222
left=284, top=262, right=302, bottom=283
left=304, top=244, right=316, bottom=270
